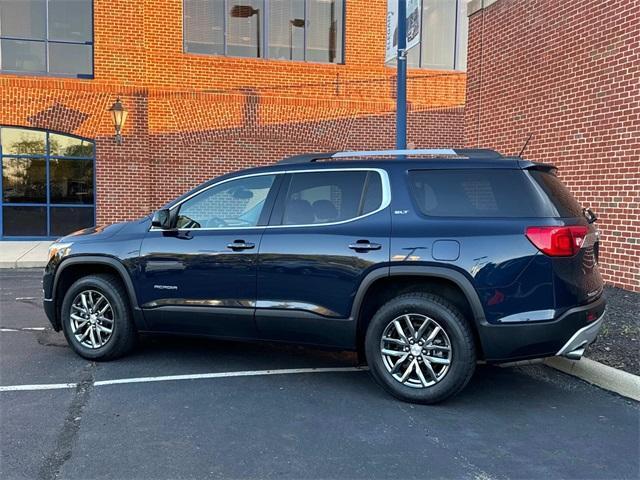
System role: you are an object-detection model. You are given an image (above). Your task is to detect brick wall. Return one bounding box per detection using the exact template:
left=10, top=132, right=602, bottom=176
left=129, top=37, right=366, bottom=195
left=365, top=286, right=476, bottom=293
left=1, top=0, right=465, bottom=229
left=465, top=0, right=640, bottom=291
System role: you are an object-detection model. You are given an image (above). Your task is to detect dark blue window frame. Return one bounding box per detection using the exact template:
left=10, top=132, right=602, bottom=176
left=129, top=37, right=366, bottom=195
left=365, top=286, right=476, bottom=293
left=0, top=126, right=96, bottom=239
left=0, top=0, right=94, bottom=79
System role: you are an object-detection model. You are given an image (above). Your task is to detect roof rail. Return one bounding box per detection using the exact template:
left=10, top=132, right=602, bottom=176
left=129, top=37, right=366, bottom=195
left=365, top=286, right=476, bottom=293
left=277, top=152, right=337, bottom=164
left=449, top=149, right=503, bottom=159
left=277, top=148, right=502, bottom=164
left=332, top=149, right=458, bottom=158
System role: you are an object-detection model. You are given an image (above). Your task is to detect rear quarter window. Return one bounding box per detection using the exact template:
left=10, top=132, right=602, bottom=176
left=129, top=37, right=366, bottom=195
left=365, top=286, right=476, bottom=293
left=528, top=170, right=584, bottom=218
left=408, top=169, right=552, bottom=218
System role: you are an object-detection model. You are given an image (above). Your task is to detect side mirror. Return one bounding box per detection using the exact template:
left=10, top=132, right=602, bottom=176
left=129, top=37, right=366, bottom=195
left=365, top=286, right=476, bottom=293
left=151, top=209, right=175, bottom=230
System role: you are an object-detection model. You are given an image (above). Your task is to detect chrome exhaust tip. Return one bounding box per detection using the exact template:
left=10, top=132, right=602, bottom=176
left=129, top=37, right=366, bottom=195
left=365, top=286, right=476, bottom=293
left=563, top=346, right=585, bottom=360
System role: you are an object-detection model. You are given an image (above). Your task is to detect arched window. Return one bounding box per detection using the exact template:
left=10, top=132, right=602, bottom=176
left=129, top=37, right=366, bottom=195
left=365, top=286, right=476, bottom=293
left=0, top=126, right=95, bottom=238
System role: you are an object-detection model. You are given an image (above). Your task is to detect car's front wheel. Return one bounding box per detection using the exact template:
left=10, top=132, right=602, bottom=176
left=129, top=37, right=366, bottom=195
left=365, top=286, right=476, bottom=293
left=61, top=274, right=136, bottom=360
left=365, top=292, right=476, bottom=404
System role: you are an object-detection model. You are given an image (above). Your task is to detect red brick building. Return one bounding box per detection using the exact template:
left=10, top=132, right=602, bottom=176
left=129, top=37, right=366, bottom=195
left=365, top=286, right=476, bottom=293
left=464, top=0, right=639, bottom=291
left=0, top=0, right=469, bottom=238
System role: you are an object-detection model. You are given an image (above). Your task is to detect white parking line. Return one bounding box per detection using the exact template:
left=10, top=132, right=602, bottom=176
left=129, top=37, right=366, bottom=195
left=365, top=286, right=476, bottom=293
left=0, top=382, right=78, bottom=392
left=0, top=366, right=367, bottom=393
left=0, top=327, right=46, bottom=332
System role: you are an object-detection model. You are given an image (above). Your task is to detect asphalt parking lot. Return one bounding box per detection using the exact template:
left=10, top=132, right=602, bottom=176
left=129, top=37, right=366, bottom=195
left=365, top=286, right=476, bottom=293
left=1, top=269, right=639, bottom=480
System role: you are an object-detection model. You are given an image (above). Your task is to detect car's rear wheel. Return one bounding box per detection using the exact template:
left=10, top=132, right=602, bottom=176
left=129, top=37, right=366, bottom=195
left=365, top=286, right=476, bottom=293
left=61, top=274, right=136, bottom=360
left=365, top=292, right=476, bottom=404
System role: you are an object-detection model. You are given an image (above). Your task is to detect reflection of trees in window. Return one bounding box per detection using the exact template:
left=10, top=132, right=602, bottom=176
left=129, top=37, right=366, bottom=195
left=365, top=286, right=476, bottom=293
left=6, top=138, right=46, bottom=155
left=1, top=129, right=46, bottom=155
left=50, top=133, right=94, bottom=157
left=2, top=158, right=46, bottom=203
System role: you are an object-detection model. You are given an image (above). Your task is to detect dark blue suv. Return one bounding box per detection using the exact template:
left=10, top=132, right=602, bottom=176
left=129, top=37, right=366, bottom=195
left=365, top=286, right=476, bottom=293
left=43, top=149, right=606, bottom=403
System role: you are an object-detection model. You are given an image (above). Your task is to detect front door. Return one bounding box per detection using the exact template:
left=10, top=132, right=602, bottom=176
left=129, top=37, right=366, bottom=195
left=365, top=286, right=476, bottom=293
left=255, top=169, right=391, bottom=348
left=138, top=173, right=280, bottom=338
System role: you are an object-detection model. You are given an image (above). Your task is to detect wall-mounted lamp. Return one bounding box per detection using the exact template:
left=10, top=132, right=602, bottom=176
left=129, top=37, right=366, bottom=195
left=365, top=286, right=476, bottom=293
left=108, top=97, right=128, bottom=145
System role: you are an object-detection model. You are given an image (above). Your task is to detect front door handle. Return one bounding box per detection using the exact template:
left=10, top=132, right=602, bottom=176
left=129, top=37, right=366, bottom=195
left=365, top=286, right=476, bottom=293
left=349, top=240, right=382, bottom=252
left=227, top=240, right=255, bottom=251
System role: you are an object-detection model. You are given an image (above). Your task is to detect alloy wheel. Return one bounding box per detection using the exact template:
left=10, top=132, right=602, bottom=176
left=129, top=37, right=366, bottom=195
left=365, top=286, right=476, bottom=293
left=69, top=290, right=115, bottom=349
left=380, top=313, right=452, bottom=388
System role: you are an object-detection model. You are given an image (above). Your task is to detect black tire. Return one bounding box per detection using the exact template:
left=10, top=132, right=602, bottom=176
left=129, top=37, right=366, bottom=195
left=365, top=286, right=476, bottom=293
left=61, top=274, right=136, bottom=360
left=365, top=292, right=476, bottom=404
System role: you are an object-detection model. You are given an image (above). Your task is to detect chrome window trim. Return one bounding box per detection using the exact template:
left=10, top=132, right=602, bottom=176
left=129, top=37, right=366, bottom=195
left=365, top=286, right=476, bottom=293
left=149, top=168, right=391, bottom=232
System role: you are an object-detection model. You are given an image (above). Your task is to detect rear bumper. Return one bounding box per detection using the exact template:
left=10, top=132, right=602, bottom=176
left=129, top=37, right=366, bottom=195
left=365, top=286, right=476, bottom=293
left=478, top=295, right=606, bottom=363
left=556, top=311, right=604, bottom=360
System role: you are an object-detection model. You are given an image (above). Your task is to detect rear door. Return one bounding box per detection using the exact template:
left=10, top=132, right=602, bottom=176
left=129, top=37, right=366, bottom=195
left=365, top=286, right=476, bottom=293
left=255, top=168, right=391, bottom=348
left=138, top=173, right=281, bottom=337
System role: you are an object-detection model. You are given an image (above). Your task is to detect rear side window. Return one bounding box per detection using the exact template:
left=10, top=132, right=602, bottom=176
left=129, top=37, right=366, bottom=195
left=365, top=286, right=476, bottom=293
left=282, top=170, right=383, bottom=225
left=529, top=170, right=583, bottom=218
left=408, top=169, right=551, bottom=218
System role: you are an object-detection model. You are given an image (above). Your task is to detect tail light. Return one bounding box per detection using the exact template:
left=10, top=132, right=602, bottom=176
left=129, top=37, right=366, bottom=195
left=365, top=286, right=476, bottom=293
left=525, top=226, right=588, bottom=257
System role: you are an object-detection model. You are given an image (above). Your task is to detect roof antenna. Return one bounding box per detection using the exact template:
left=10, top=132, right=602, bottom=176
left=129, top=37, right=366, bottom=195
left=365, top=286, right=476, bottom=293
left=518, top=133, right=533, bottom=157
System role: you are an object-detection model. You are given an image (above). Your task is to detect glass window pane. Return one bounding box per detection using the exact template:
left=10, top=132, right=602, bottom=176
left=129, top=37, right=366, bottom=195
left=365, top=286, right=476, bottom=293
left=408, top=170, right=551, bottom=217
left=406, top=45, right=420, bottom=68
left=1, top=127, right=46, bottom=155
left=0, top=0, right=46, bottom=40
left=2, top=157, right=46, bottom=203
left=50, top=206, right=93, bottom=236
left=2, top=206, right=47, bottom=236
left=455, top=0, right=470, bottom=70
left=268, top=0, right=304, bottom=61
left=529, top=171, right=583, bottom=218
left=50, top=159, right=93, bottom=204
left=226, top=0, right=262, bottom=57
left=283, top=171, right=367, bottom=225
left=0, top=38, right=45, bottom=72
left=421, top=0, right=456, bottom=70
left=177, top=174, right=275, bottom=229
left=305, top=0, right=342, bottom=63
left=48, top=42, right=92, bottom=76
left=47, top=0, right=92, bottom=43
left=49, top=133, right=94, bottom=157
left=184, top=0, right=224, bottom=55
left=361, top=173, right=383, bottom=215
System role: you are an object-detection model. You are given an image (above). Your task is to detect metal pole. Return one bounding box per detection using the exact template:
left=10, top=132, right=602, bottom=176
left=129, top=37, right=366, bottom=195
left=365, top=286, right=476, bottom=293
left=396, top=0, right=407, bottom=150
left=256, top=9, right=261, bottom=58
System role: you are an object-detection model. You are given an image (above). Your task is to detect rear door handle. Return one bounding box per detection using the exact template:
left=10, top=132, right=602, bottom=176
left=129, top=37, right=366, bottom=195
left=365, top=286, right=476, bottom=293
left=349, top=241, right=382, bottom=252
left=227, top=240, right=255, bottom=251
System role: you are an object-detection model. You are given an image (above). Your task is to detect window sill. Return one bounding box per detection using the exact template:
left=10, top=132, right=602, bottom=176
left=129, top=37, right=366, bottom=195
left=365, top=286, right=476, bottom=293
left=0, top=70, right=94, bottom=80
left=182, top=51, right=345, bottom=68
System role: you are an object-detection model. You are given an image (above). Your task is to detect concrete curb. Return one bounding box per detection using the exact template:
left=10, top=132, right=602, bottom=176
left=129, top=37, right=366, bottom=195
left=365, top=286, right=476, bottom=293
left=545, top=356, right=640, bottom=401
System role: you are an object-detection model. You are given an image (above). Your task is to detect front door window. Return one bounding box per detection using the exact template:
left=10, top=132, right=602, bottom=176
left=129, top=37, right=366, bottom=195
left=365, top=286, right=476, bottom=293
left=175, top=174, right=276, bottom=229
